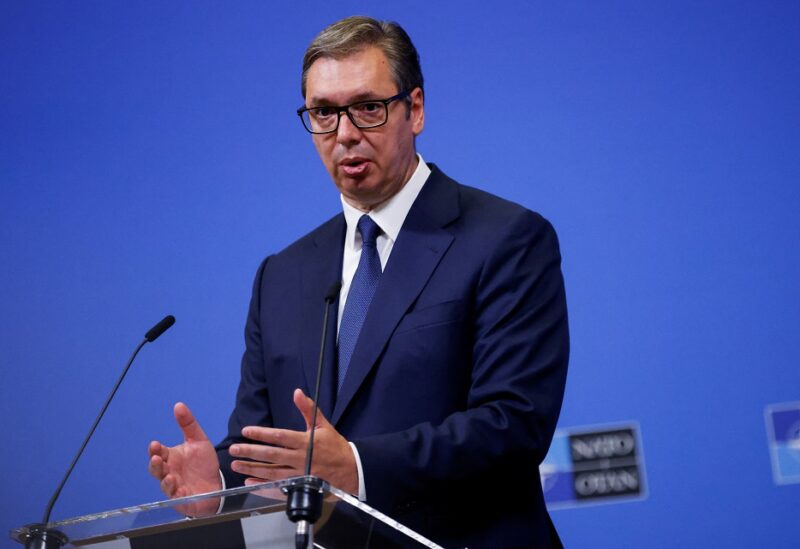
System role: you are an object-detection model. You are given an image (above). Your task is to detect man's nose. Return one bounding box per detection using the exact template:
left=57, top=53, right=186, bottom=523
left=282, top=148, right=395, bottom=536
left=336, top=111, right=362, bottom=144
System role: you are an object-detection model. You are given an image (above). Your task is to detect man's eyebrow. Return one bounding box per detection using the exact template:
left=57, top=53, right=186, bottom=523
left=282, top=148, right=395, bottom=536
left=307, top=91, right=382, bottom=107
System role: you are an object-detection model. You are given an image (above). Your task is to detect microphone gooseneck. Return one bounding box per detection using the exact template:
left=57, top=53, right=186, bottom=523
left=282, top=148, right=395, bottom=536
left=304, top=282, right=341, bottom=475
left=24, top=316, right=175, bottom=549
left=286, top=282, right=340, bottom=549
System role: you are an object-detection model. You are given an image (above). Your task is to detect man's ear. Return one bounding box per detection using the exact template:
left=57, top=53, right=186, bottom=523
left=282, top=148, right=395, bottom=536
left=410, top=87, right=425, bottom=136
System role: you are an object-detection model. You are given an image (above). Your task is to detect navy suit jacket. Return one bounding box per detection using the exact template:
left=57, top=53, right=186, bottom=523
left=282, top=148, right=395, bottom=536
left=217, top=164, right=569, bottom=548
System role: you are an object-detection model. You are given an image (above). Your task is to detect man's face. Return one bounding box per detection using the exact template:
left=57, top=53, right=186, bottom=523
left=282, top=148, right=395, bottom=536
left=303, top=47, right=425, bottom=212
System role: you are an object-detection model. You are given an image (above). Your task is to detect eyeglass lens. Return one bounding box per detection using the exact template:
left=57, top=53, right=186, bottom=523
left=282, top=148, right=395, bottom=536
left=303, top=101, right=388, bottom=133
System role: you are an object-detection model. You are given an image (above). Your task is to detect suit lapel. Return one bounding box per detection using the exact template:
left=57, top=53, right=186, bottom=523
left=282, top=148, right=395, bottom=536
left=299, top=214, right=345, bottom=420
left=332, top=166, right=460, bottom=425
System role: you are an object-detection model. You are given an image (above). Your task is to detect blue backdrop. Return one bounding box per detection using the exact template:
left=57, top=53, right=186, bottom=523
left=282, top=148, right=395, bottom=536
left=2, top=1, right=798, bottom=547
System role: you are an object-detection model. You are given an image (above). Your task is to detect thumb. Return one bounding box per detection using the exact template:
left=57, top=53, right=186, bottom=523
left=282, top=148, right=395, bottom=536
left=293, top=388, right=328, bottom=430
left=174, top=402, right=209, bottom=443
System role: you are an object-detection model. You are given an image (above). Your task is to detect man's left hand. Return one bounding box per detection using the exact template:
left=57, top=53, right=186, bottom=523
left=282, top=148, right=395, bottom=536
left=229, top=388, right=358, bottom=495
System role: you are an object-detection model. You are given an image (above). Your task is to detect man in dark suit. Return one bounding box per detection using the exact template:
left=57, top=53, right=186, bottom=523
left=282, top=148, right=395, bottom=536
left=148, top=16, right=568, bottom=548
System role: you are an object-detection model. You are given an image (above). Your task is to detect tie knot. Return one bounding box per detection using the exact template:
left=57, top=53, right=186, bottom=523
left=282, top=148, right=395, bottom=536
left=357, top=215, right=380, bottom=247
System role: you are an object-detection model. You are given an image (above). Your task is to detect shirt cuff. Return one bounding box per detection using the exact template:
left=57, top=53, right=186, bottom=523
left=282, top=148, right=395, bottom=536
left=348, top=441, right=367, bottom=501
left=215, top=469, right=226, bottom=514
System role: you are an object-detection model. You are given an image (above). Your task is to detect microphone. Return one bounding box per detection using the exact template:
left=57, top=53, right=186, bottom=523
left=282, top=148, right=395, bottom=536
left=285, top=282, right=341, bottom=549
left=23, top=316, right=176, bottom=549
left=145, top=315, right=175, bottom=342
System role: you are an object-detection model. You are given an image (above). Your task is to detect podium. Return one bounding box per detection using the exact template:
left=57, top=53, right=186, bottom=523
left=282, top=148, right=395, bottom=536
left=10, top=477, right=444, bottom=548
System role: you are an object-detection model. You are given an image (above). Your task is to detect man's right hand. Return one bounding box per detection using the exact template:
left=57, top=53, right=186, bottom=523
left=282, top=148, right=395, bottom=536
left=148, top=402, right=222, bottom=517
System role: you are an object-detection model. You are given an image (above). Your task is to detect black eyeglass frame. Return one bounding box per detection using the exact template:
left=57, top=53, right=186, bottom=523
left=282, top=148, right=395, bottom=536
left=296, top=89, right=412, bottom=134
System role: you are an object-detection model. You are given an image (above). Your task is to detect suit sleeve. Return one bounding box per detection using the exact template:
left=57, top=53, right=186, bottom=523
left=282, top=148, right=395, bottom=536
left=215, top=256, right=273, bottom=488
left=353, top=210, right=569, bottom=513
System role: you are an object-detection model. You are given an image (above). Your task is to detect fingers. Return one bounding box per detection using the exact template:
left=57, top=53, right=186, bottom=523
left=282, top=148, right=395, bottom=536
left=174, top=402, right=209, bottom=443
left=159, top=473, right=195, bottom=499
left=160, top=473, right=179, bottom=497
left=292, top=388, right=330, bottom=429
left=231, top=459, right=294, bottom=481
left=149, top=454, right=165, bottom=479
left=229, top=442, right=303, bottom=469
left=148, top=441, right=169, bottom=480
left=293, top=388, right=314, bottom=429
left=241, top=425, right=307, bottom=449
left=148, top=440, right=169, bottom=460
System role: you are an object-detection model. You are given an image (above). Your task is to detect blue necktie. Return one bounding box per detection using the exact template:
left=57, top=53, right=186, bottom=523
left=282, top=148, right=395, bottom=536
left=338, top=215, right=382, bottom=392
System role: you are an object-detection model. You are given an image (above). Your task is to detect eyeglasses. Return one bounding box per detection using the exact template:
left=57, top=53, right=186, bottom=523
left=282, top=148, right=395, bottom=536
left=297, top=90, right=411, bottom=134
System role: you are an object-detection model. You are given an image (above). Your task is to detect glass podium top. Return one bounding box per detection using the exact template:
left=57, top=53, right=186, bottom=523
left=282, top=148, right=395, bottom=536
left=11, top=477, right=443, bottom=549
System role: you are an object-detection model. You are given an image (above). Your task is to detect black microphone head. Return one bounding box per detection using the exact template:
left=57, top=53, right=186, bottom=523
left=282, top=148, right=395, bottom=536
left=324, top=281, right=342, bottom=303
left=144, top=315, right=175, bottom=342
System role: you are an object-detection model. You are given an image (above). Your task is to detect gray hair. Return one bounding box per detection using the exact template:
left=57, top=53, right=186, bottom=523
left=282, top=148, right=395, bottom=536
left=301, top=16, right=424, bottom=101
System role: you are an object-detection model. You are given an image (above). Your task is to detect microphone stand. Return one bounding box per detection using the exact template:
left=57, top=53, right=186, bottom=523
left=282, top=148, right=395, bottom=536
left=22, top=316, right=175, bottom=549
left=284, top=283, right=340, bottom=549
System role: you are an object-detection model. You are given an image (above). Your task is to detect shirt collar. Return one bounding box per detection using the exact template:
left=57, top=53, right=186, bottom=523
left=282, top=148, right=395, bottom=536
left=341, top=154, right=431, bottom=248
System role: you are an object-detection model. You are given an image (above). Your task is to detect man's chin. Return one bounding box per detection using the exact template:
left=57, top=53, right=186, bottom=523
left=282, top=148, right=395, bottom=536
left=339, top=187, right=386, bottom=212
left=335, top=169, right=371, bottom=188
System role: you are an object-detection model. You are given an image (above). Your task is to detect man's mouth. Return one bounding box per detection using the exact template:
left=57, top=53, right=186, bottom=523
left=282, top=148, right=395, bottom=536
left=340, top=157, right=370, bottom=177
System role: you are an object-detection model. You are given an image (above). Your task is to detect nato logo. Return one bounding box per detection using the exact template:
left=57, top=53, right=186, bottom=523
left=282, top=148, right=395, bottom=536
left=765, top=401, right=800, bottom=485
left=540, top=423, right=647, bottom=509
